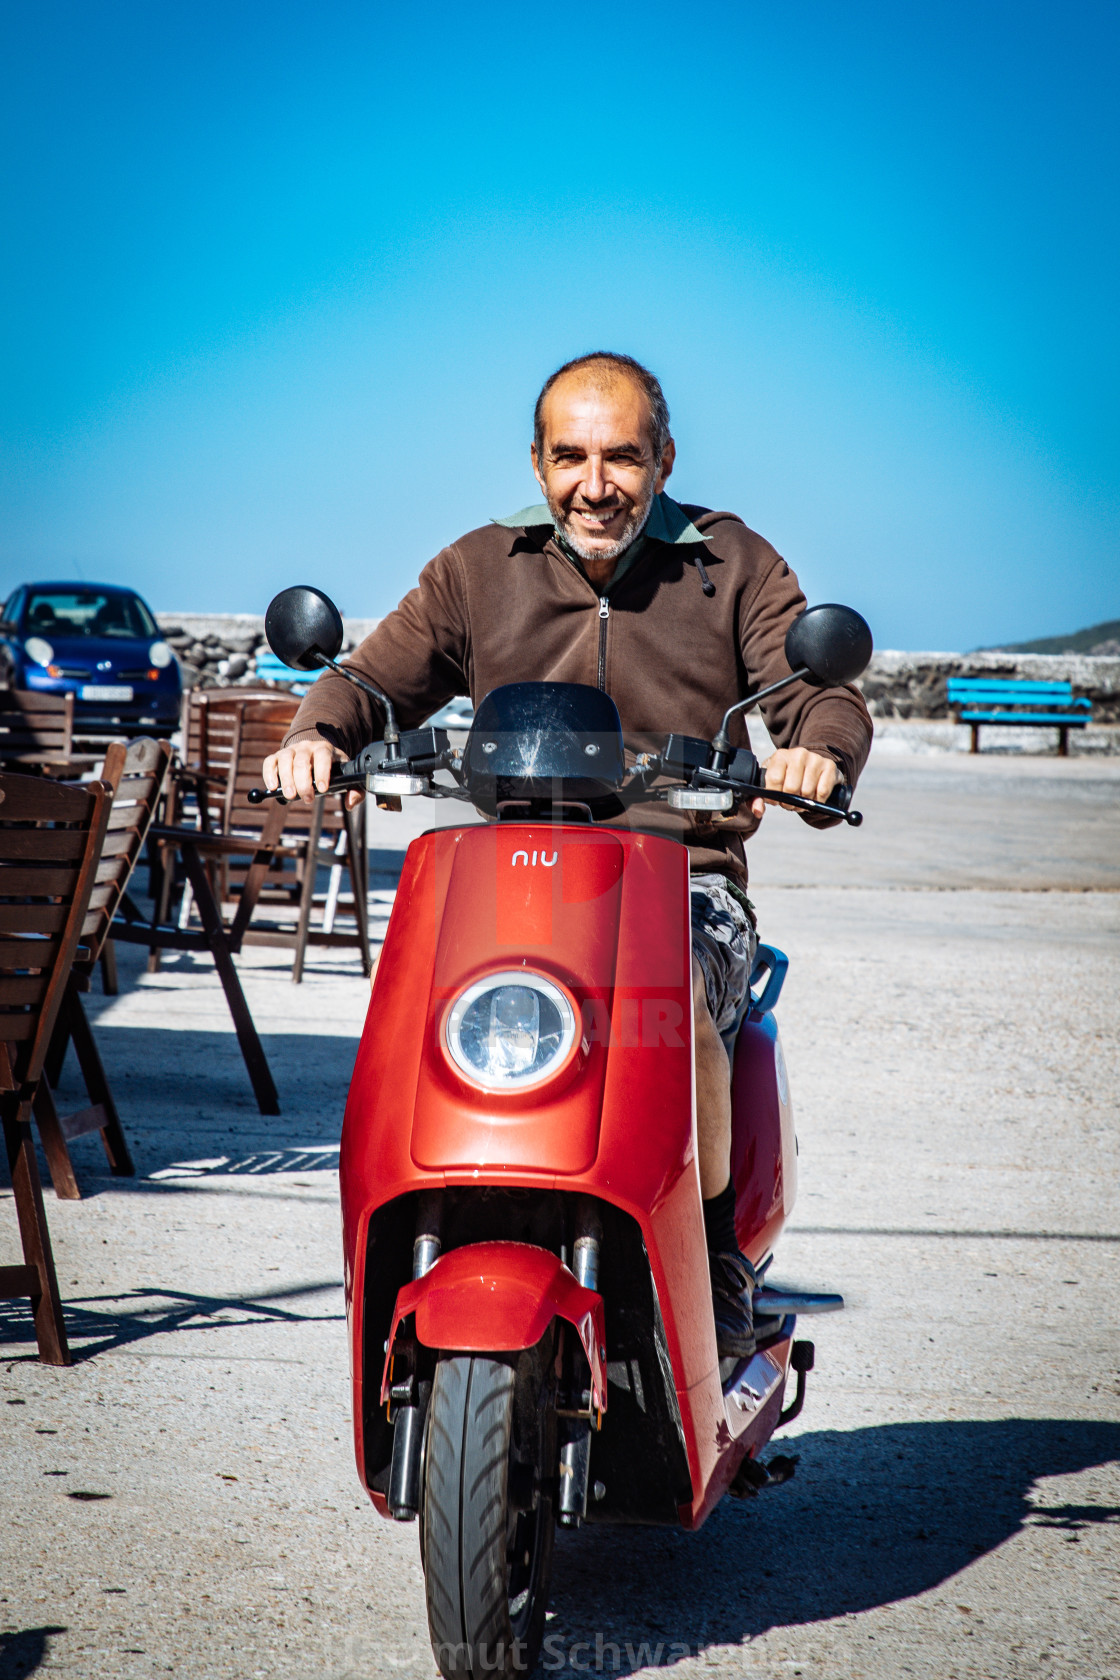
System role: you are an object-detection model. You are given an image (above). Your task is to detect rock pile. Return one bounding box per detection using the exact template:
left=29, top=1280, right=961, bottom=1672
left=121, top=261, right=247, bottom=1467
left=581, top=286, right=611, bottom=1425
left=155, top=613, right=380, bottom=691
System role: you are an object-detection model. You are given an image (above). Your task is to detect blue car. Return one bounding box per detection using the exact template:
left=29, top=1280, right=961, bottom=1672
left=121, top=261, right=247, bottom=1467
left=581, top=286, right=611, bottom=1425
left=0, top=582, right=182, bottom=733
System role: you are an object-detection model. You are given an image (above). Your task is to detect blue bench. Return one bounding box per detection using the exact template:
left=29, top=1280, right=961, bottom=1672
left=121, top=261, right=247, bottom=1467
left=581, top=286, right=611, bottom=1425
left=947, top=678, right=1091, bottom=757
left=253, top=651, right=324, bottom=694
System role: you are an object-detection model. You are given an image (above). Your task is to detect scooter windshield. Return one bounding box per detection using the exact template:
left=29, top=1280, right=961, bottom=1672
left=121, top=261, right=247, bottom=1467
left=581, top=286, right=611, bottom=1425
left=462, top=682, right=626, bottom=815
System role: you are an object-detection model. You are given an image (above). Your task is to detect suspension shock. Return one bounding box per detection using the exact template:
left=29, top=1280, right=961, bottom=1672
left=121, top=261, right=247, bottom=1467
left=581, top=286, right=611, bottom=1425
left=558, top=1196, right=602, bottom=1528
left=388, top=1190, right=442, bottom=1520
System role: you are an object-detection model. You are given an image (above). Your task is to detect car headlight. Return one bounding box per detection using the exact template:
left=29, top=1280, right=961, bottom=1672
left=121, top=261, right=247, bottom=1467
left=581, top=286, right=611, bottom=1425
left=149, top=640, right=174, bottom=669
left=24, top=637, right=53, bottom=666
left=444, top=971, right=577, bottom=1089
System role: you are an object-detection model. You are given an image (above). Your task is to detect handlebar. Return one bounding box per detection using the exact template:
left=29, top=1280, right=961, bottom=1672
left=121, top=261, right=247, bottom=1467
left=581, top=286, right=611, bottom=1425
left=249, top=769, right=861, bottom=824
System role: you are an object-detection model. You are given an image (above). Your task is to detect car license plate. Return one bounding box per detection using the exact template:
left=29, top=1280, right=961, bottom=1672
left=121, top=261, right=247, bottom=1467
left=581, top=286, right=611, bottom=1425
left=80, top=684, right=133, bottom=702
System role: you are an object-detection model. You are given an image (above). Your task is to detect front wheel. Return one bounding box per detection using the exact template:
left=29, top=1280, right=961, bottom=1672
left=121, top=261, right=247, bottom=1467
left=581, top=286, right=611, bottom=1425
left=422, top=1347, right=555, bottom=1679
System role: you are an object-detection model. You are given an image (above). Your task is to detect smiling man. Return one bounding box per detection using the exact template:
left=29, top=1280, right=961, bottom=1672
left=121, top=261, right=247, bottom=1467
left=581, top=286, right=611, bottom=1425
left=265, top=351, right=873, bottom=1356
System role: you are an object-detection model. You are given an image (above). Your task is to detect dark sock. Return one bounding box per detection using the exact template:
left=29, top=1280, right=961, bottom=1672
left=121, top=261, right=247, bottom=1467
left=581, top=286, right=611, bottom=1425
left=702, top=1179, right=739, bottom=1255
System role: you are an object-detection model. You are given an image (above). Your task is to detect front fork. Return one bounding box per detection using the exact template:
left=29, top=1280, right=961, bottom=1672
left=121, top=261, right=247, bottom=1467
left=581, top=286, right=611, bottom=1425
left=387, top=1192, right=604, bottom=1526
left=387, top=1191, right=442, bottom=1520
left=557, top=1196, right=602, bottom=1528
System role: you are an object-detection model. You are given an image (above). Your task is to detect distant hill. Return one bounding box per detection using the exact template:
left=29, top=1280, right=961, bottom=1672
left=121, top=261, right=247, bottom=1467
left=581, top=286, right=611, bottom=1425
left=979, top=618, right=1120, bottom=656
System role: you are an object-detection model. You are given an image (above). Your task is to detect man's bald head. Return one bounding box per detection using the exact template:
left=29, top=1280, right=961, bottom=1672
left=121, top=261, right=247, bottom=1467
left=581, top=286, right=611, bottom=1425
left=533, top=352, right=671, bottom=462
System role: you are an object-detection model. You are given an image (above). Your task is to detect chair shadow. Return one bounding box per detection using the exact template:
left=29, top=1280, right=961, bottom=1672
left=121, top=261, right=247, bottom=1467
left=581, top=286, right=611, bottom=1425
left=42, top=1023, right=360, bottom=1189
left=0, top=1278, right=343, bottom=1363
left=547, top=1417, right=1120, bottom=1661
left=0, top=1625, right=66, bottom=1680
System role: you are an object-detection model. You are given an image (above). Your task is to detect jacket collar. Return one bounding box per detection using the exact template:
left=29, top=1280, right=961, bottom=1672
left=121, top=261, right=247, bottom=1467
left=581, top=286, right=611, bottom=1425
left=492, top=491, right=710, bottom=546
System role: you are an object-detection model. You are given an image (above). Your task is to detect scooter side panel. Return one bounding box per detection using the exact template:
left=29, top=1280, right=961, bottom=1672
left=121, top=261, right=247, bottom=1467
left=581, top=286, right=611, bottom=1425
left=730, top=1014, right=796, bottom=1263
left=341, top=833, right=457, bottom=1487
left=591, top=836, right=727, bottom=1515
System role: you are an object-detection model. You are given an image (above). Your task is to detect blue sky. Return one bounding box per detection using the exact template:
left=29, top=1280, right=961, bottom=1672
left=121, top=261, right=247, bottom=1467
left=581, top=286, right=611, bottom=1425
left=1, top=1, right=1116, bottom=649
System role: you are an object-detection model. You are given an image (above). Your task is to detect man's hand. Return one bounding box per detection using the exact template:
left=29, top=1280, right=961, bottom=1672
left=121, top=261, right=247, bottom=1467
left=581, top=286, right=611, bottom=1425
left=749, top=747, right=839, bottom=819
left=262, top=740, right=365, bottom=809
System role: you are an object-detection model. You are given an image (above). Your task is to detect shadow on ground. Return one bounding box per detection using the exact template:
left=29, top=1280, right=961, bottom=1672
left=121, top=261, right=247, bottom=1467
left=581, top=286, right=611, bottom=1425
left=545, top=1418, right=1120, bottom=1667
left=0, top=1626, right=66, bottom=1680
left=43, top=1025, right=360, bottom=1187
left=0, top=1279, right=343, bottom=1362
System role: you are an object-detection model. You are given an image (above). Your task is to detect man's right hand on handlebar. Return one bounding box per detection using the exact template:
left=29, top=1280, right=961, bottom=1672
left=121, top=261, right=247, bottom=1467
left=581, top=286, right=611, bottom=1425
left=263, top=740, right=365, bottom=809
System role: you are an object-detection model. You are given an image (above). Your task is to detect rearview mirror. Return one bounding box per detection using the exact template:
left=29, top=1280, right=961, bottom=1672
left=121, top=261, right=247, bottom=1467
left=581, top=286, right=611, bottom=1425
left=785, top=604, right=873, bottom=687
left=264, top=586, right=344, bottom=672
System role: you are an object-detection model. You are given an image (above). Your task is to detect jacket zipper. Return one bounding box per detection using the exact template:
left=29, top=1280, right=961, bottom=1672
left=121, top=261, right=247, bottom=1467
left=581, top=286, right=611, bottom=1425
left=597, top=597, right=609, bottom=690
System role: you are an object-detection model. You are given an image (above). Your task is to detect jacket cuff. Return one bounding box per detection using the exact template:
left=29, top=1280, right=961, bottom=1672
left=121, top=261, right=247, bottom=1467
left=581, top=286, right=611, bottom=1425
left=281, top=726, right=334, bottom=751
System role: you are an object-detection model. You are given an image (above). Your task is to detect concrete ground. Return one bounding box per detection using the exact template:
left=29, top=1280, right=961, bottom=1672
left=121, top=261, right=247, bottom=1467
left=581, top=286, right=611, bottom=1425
left=2, top=747, right=1118, bottom=1679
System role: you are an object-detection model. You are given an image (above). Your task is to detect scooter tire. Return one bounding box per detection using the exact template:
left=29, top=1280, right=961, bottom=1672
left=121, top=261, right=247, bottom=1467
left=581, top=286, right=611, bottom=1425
left=423, top=1351, right=555, bottom=1679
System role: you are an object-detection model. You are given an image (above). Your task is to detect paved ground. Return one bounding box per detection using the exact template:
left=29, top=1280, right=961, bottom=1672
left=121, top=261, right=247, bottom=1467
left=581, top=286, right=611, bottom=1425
left=2, top=747, right=1119, bottom=1679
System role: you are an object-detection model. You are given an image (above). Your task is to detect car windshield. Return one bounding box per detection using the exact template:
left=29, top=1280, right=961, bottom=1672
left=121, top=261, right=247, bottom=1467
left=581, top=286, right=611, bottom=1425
left=23, top=590, right=157, bottom=640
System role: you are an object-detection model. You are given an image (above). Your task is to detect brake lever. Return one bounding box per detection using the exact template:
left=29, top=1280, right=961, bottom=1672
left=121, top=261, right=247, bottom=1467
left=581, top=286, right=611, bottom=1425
left=247, top=768, right=364, bottom=807
left=752, top=785, right=863, bottom=826
left=696, top=770, right=863, bottom=826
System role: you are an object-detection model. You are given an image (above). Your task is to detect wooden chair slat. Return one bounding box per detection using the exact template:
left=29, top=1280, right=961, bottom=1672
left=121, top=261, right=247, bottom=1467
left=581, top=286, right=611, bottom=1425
left=0, top=776, right=94, bottom=823
left=0, top=830, right=88, bottom=861
left=0, top=936, right=62, bottom=968
left=0, top=1013, right=37, bottom=1039
left=95, top=850, right=138, bottom=884
left=0, top=866, right=82, bottom=895
left=98, top=827, right=141, bottom=859
left=0, top=904, right=70, bottom=934
left=0, top=975, right=49, bottom=1005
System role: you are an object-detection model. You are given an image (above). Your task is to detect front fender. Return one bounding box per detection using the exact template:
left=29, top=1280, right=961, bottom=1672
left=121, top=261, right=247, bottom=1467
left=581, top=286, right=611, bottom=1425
left=381, top=1240, right=607, bottom=1413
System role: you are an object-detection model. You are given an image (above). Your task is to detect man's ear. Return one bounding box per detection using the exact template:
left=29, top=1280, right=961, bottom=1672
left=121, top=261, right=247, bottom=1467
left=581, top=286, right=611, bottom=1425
left=531, top=440, right=546, bottom=494
left=655, top=436, right=676, bottom=494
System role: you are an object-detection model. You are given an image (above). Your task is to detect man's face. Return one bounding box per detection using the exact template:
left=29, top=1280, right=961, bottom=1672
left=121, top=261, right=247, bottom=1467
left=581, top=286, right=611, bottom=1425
left=532, top=373, right=675, bottom=563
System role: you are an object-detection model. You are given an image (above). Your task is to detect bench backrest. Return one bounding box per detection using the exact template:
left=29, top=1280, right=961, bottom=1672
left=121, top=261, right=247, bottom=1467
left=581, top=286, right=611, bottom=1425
left=947, top=679, right=1073, bottom=702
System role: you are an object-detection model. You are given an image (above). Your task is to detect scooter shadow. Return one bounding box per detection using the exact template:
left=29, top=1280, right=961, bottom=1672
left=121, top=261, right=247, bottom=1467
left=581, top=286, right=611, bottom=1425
left=546, top=1417, right=1120, bottom=1660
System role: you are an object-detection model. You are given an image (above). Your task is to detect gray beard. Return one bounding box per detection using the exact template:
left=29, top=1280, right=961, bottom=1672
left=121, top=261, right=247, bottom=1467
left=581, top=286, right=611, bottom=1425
left=548, top=483, right=656, bottom=564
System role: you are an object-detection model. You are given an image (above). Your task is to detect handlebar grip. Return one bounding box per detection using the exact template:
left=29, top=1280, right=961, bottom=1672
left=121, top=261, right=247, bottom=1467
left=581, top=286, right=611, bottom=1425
left=825, top=781, right=853, bottom=813
left=247, top=786, right=288, bottom=805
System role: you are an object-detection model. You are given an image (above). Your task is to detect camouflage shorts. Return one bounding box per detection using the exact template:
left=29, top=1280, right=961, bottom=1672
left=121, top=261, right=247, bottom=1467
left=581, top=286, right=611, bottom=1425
left=690, top=873, right=759, bottom=1035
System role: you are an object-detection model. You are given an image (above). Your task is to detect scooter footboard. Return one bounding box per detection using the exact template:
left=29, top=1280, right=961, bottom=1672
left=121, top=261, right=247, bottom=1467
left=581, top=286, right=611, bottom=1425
left=381, top=1240, right=607, bottom=1413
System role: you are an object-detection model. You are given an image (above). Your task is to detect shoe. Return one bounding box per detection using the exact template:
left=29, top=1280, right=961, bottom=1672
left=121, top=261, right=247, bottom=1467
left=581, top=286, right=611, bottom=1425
left=709, top=1249, right=756, bottom=1360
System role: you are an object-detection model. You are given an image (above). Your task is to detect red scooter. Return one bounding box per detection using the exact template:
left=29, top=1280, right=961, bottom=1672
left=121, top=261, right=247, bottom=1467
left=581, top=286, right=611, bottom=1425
left=253, top=590, right=873, bottom=1680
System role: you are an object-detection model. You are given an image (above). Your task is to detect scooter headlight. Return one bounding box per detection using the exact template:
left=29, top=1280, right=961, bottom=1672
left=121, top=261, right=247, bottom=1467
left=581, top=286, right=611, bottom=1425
left=445, top=971, right=577, bottom=1089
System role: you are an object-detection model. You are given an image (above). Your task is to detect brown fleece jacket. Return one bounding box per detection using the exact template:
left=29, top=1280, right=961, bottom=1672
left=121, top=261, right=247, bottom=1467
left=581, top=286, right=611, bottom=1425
left=283, top=504, right=873, bottom=886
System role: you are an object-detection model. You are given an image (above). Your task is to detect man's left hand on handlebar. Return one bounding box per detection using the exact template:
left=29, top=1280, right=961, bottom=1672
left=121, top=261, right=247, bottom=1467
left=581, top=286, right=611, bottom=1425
left=750, top=747, right=839, bottom=819
left=262, top=740, right=366, bottom=809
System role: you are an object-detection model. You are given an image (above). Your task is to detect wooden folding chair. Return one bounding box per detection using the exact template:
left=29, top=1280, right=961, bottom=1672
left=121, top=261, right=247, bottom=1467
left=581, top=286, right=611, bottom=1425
left=145, top=689, right=278, bottom=968
left=169, top=694, right=370, bottom=983
left=33, top=738, right=173, bottom=1200
left=0, top=769, right=112, bottom=1365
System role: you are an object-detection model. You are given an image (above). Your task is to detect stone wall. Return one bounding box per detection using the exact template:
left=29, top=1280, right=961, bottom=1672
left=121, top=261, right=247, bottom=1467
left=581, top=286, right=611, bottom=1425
left=155, top=612, right=380, bottom=690
left=157, top=612, right=1120, bottom=722
left=861, top=649, right=1120, bottom=723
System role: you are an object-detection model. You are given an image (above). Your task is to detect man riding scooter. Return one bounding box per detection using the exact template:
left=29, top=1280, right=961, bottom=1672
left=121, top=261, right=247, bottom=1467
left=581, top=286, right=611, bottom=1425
left=263, top=351, right=873, bottom=1359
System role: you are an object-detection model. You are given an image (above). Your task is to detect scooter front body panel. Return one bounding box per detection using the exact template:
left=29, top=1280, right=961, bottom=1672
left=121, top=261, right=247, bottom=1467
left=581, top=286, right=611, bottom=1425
left=341, top=822, right=792, bottom=1528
